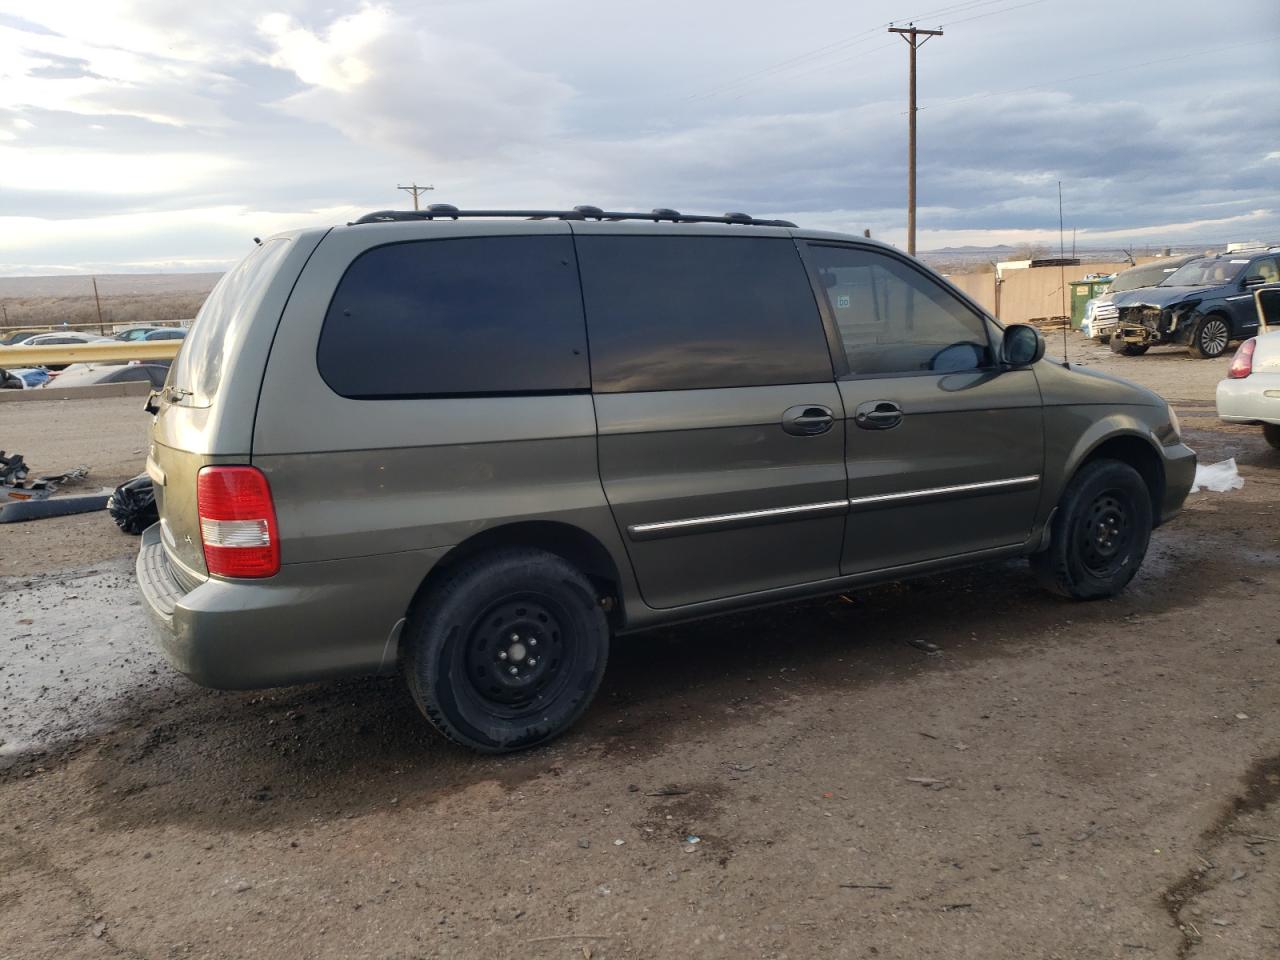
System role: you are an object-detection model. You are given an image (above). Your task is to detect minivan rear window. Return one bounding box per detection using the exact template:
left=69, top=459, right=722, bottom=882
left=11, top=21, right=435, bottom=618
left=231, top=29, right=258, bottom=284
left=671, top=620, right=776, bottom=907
left=317, top=235, right=589, bottom=399
left=169, top=237, right=292, bottom=406
left=576, top=236, right=832, bottom=392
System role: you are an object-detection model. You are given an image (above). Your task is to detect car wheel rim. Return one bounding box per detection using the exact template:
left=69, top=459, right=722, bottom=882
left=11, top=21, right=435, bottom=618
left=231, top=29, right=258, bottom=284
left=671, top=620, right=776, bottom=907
left=1077, top=490, right=1134, bottom=578
left=1200, top=320, right=1228, bottom=355
left=463, top=595, right=572, bottom=711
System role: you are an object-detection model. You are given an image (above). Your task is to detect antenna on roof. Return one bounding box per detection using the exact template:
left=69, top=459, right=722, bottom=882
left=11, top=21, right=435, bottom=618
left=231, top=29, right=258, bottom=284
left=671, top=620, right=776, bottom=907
left=1058, top=181, right=1069, bottom=368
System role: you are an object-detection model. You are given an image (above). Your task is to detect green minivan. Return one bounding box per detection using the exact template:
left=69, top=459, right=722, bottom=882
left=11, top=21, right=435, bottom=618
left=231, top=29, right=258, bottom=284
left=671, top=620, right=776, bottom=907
left=137, top=206, right=1196, bottom=752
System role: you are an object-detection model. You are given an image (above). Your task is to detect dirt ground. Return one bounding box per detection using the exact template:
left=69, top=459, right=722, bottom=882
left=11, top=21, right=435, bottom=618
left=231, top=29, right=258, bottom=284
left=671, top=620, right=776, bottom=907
left=2, top=397, right=151, bottom=577
left=1, top=335, right=1278, bottom=960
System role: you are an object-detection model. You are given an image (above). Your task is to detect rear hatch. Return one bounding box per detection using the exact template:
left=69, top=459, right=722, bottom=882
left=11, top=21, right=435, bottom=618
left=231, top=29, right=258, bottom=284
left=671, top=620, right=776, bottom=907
left=148, top=232, right=326, bottom=579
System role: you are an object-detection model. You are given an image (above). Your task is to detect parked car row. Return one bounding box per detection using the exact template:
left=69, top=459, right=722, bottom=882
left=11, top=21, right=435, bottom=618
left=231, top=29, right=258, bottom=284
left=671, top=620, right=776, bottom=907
left=1, top=325, right=186, bottom=346
left=1, top=360, right=172, bottom=390
left=0, top=326, right=183, bottom=387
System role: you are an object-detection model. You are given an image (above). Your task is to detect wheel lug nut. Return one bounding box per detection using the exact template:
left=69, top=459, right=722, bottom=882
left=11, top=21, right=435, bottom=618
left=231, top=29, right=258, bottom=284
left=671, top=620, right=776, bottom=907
left=529, top=638, right=538, bottom=647
left=528, top=657, right=538, bottom=667
left=508, top=666, right=519, bottom=676
left=510, top=633, right=519, bottom=642
left=498, top=651, right=508, bottom=660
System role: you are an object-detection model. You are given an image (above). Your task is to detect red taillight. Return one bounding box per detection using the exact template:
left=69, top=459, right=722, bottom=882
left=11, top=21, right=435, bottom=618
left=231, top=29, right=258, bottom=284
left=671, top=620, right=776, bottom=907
left=196, top=466, right=280, bottom=578
left=1228, top=338, right=1256, bottom=379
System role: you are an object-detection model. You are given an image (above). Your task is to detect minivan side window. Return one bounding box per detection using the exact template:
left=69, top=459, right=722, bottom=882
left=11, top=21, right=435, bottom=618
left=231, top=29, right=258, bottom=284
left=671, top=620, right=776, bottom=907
left=807, top=244, right=993, bottom=376
left=577, top=236, right=832, bottom=393
left=318, top=236, right=589, bottom=399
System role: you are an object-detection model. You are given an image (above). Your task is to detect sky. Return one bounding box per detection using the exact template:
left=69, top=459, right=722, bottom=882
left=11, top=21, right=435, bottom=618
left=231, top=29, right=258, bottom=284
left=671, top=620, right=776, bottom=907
left=0, top=0, right=1277, bottom=274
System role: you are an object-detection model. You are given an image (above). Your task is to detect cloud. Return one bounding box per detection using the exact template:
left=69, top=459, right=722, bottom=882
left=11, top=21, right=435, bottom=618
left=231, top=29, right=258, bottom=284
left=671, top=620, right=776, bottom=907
left=257, top=4, right=572, bottom=162
left=0, top=0, right=1277, bottom=271
left=25, top=51, right=102, bottom=80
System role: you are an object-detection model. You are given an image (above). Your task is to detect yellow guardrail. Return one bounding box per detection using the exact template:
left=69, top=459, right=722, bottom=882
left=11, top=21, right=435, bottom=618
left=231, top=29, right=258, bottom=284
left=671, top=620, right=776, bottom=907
left=0, top=339, right=182, bottom=366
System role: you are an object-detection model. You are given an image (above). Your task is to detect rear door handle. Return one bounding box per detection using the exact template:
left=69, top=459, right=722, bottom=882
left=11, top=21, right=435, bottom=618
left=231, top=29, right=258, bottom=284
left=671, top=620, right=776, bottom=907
left=854, top=400, right=903, bottom=430
left=781, top=404, right=835, bottom=436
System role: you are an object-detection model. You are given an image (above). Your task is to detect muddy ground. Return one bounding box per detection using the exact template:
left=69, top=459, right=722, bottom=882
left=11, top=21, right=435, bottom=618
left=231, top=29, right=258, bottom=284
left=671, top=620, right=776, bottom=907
left=1, top=335, right=1277, bottom=960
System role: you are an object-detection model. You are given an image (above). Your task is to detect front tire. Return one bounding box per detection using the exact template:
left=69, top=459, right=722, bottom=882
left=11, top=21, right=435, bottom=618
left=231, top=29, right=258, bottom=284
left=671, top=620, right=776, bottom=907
left=403, top=548, right=610, bottom=753
left=1188, top=315, right=1230, bottom=359
left=1264, top=423, right=1280, bottom=450
left=1031, top=459, right=1153, bottom=600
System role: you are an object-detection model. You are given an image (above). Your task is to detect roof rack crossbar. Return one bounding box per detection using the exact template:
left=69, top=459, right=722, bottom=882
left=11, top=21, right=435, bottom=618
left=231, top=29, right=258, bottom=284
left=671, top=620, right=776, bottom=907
left=350, top=207, right=797, bottom=228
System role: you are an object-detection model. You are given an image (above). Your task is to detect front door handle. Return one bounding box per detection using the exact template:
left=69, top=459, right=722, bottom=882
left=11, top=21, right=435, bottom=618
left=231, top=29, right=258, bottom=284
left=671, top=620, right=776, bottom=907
left=854, top=400, right=903, bottom=430
left=781, top=404, right=834, bottom=436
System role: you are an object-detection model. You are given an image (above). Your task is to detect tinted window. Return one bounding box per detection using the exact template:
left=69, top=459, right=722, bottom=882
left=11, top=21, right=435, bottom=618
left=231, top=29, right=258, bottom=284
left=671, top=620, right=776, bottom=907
left=318, top=235, right=588, bottom=398
left=807, top=244, right=992, bottom=376
left=148, top=329, right=186, bottom=340
left=577, top=236, right=831, bottom=392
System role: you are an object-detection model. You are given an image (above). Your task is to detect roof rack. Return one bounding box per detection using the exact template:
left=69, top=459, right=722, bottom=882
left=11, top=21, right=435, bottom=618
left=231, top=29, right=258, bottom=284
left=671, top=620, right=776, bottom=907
left=350, top=204, right=797, bottom=228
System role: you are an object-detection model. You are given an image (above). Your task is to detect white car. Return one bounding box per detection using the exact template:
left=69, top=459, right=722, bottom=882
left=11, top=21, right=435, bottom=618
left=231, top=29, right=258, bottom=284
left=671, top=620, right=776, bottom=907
left=10, top=331, right=112, bottom=346
left=1216, top=327, right=1280, bottom=449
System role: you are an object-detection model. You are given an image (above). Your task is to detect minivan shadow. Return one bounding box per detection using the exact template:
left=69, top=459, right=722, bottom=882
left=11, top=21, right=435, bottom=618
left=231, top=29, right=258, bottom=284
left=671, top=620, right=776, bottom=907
left=78, top=525, right=1240, bottom=834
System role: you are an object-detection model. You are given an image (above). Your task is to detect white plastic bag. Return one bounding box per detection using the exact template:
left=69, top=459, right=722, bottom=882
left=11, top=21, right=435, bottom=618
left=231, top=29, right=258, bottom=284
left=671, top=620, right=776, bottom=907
left=1191, top=458, right=1244, bottom=493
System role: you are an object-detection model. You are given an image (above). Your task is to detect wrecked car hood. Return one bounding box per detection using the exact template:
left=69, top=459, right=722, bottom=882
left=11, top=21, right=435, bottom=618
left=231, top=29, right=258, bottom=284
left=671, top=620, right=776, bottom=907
left=1109, top=285, right=1205, bottom=310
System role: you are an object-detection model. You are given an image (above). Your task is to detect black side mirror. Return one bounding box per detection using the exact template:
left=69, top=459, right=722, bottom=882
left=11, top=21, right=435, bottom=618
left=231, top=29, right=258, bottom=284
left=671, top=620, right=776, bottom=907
left=1002, top=323, right=1045, bottom=367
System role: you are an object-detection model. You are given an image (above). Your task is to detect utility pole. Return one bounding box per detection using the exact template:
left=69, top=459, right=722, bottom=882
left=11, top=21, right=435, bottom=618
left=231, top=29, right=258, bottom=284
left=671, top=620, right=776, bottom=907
left=91, top=277, right=105, bottom=335
left=889, top=23, right=943, bottom=257
left=397, top=183, right=434, bottom=210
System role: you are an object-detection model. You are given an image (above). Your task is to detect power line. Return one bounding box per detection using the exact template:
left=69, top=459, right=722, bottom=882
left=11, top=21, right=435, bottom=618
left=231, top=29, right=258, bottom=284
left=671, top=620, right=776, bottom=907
left=729, top=41, right=900, bottom=99
left=917, top=33, right=1280, bottom=112
left=685, top=0, right=1049, bottom=103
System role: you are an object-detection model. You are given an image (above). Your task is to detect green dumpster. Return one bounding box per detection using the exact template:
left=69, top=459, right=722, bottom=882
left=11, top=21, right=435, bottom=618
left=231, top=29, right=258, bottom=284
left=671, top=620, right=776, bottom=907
left=1069, top=278, right=1115, bottom=328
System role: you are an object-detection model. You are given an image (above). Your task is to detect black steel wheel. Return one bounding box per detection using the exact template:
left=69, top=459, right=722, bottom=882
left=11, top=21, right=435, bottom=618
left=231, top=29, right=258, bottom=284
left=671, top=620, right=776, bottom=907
left=1076, top=490, right=1135, bottom=580
left=1031, top=459, right=1153, bottom=600
left=404, top=548, right=609, bottom=753
left=1188, top=315, right=1230, bottom=359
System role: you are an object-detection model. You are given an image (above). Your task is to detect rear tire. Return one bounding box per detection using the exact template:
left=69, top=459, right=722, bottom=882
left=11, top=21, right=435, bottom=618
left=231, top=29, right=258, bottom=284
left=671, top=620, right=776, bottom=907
left=1264, top=423, right=1280, bottom=450
left=1188, top=315, right=1231, bottom=359
left=403, top=548, right=609, bottom=753
left=1031, top=459, right=1153, bottom=600
left=1109, top=335, right=1148, bottom=356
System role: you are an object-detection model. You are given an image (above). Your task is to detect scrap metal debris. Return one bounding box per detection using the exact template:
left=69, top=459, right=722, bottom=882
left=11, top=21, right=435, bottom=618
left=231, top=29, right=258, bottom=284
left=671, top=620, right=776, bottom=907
left=0, top=450, right=108, bottom=523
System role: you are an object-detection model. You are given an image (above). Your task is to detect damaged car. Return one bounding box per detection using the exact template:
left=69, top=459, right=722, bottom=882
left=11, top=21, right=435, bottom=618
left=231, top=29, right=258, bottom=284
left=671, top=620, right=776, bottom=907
left=1109, top=249, right=1280, bottom=358
left=1083, top=254, right=1199, bottom=342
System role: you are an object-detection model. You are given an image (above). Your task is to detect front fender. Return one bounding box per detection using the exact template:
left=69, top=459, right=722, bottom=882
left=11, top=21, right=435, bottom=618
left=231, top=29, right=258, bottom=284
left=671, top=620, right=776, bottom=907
left=1170, top=303, right=1228, bottom=344
left=1037, top=407, right=1168, bottom=524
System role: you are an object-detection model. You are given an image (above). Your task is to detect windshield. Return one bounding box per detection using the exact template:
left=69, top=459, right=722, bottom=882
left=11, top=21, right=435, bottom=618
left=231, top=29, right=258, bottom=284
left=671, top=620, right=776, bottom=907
left=1165, top=258, right=1246, bottom=287
left=168, top=238, right=290, bottom=406
left=1111, top=261, right=1184, bottom=292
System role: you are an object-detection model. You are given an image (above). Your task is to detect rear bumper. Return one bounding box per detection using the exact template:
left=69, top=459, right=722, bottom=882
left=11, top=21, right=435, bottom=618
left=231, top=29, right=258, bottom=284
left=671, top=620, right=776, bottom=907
left=1216, top=375, right=1280, bottom=426
left=137, top=523, right=448, bottom=689
left=1158, top=442, right=1197, bottom=526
